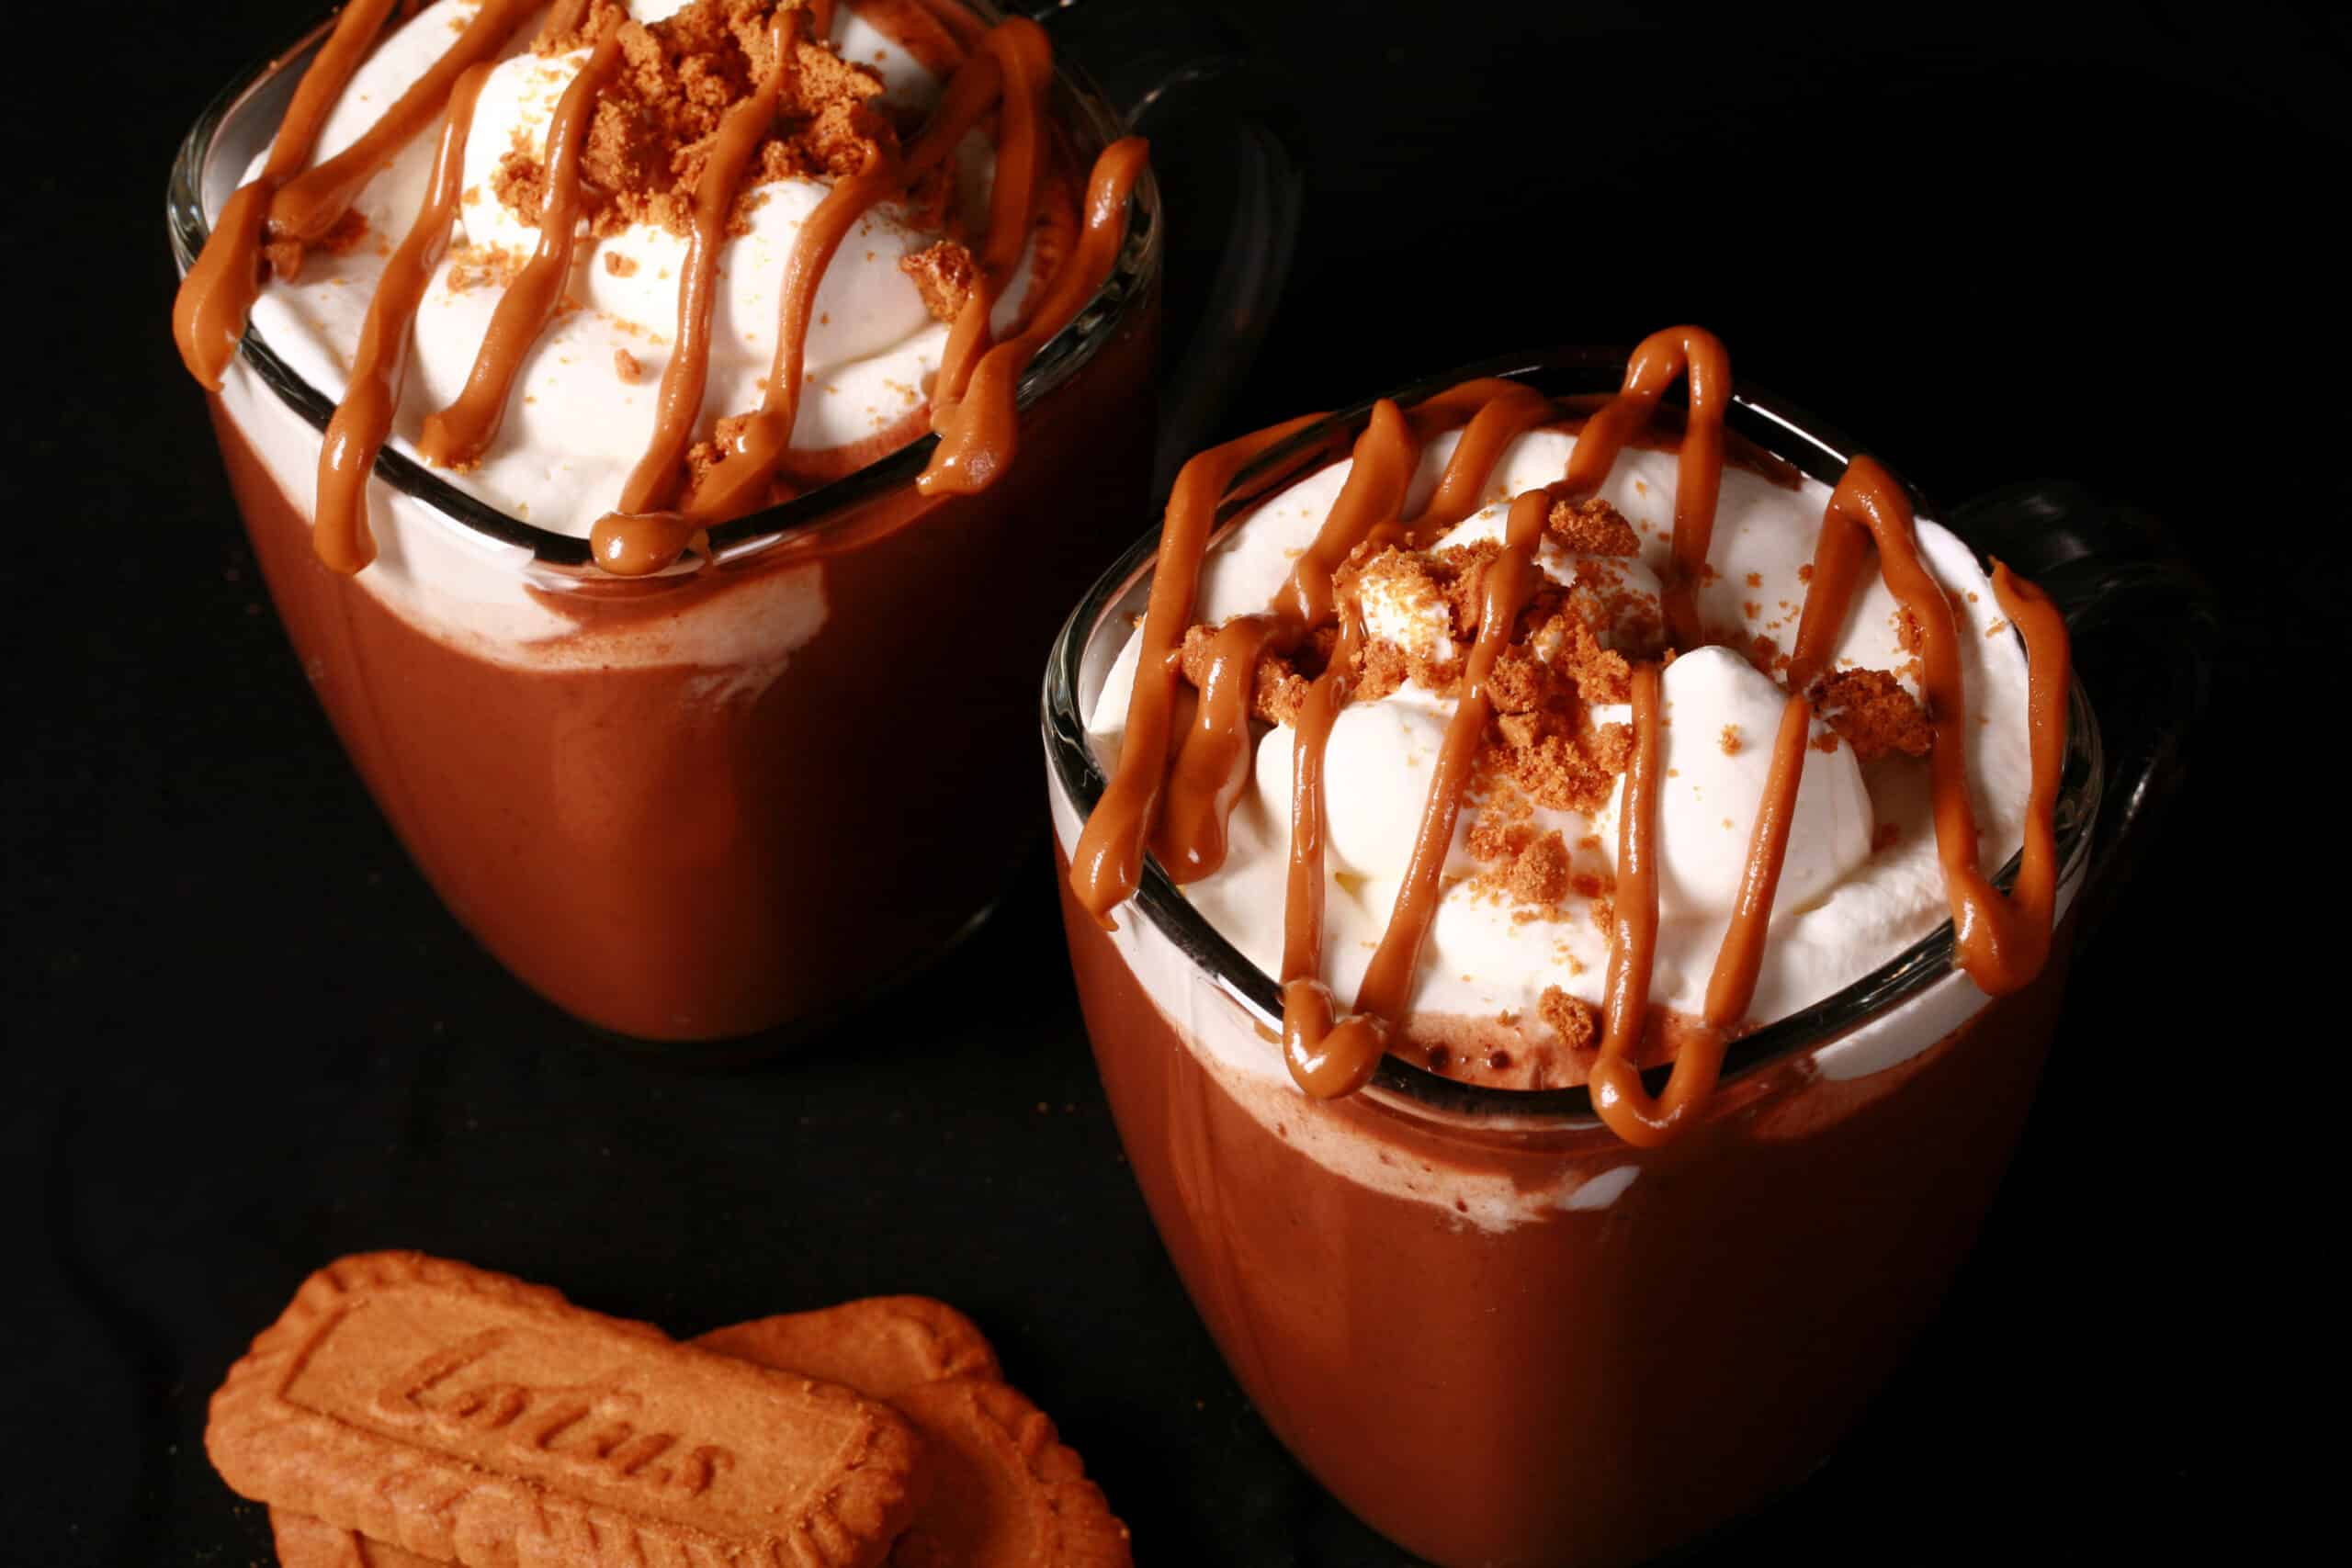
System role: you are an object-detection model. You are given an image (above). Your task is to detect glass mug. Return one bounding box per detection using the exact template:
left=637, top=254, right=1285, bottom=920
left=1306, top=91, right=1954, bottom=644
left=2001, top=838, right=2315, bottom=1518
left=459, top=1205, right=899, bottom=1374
left=167, top=0, right=1294, bottom=1046
left=1043, top=350, right=2209, bottom=1568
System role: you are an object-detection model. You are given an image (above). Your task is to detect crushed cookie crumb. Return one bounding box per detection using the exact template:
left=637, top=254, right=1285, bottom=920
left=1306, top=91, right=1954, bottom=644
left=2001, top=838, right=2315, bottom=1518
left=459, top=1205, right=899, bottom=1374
left=445, top=242, right=529, bottom=293
left=1719, top=724, right=1742, bottom=756
left=1538, top=987, right=1599, bottom=1052
left=499, top=0, right=902, bottom=243
left=1812, top=669, right=1933, bottom=761
left=1545, top=497, right=1640, bottom=556
left=898, top=238, right=979, bottom=322
left=613, top=348, right=642, bottom=382
left=1512, top=832, right=1571, bottom=905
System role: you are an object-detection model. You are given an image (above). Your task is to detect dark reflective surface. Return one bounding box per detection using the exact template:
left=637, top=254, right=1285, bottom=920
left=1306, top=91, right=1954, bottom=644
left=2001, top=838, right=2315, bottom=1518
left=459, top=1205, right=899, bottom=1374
left=9, top=0, right=2329, bottom=1562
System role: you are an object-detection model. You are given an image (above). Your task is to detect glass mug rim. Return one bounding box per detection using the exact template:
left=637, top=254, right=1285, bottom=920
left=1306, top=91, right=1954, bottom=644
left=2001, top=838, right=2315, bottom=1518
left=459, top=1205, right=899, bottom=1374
left=1044, top=344, right=2105, bottom=1129
left=164, top=0, right=1166, bottom=581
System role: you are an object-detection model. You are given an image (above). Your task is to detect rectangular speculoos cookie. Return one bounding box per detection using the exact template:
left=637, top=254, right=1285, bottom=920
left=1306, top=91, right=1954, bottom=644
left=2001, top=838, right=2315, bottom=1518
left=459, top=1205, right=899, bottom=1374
left=207, top=1253, right=922, bottom=1568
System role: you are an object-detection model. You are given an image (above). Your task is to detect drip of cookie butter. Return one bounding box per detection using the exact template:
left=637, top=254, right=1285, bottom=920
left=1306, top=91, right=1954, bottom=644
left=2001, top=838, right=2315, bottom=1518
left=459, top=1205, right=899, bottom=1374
left=1398, top=383, right=1553, bottom=545
left=417, top=28, right=623, bottom=469
left=1281, top=612, right=1370, bottom=1094
left=1589, top=680, right=1812, bottom=1147
left=1153, top=615, right=1280, bottom=882
left=1074, top=325, right=2074, bottom=1144
left=173, top=0, right=542, bottom=389
left=177, top=1, right=1152, bottom=579
left=1786, top=457, right=2070, bottom=995
left=1272, top=404, right=1418, bottom=1096
left=928, top=20, right=1048, bottom=408
left=1068, top=413, right=1333, bottom=923
left=651, top=143, right=909, bottom=532
left=1547, top=327, right=1728, bottom=650
left=921, top=137, right=1151, bottom=496
left=582, top=12, right=1145, bottom=571
left=172, top=0, right=401, bottom=388
left=273, top=0, right=545, bottom=249
left=1297, top=486, right=1558, bottom=1097
left=607, top=6, right=807, bottom=529
left=1275, top=398, right=1420, bottom=629
left=314, top=62, right=496, bottom=574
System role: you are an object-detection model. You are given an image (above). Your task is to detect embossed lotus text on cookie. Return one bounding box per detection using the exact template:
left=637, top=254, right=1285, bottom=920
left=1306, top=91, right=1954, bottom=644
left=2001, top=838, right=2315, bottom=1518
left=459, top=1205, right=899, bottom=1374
left=208, top=1253, right=920, bottom=1568
left=270, top=1297, right=1007, bottom=1568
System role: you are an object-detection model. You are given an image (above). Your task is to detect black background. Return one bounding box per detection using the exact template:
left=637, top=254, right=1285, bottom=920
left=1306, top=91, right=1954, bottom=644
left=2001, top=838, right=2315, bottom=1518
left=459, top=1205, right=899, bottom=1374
left=6, top=1, right=2337, bottom=1562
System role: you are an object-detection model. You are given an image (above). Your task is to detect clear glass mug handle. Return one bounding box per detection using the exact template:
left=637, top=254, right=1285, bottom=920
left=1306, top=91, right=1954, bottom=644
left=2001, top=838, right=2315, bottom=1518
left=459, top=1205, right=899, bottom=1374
left=1017, top=0, right=1304, bottom=492
left=1947, top=481, right=2218, bottom=939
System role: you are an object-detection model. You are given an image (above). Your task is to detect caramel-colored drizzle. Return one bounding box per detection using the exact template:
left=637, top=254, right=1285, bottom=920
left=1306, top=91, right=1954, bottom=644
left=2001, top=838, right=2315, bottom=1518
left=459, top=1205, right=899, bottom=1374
left=1279, top=330, right=1732, bottom=1102
left=179, top=3, right=1151, bottom=581
left=416, top=29, right=622, bottom=468
left=920, top=137, right=1151, bottom=496
left=313, top=62, right=494, bottom=575
left=617, top=8, right=803, bottom=519
left=1588, top=679, right=1813, bottom=1147
left=1280, top=609, right=1373, bottom=1094
left=927, top=19, right=1048, bottom=412
left=1548, top=327, right=1728, bottom=649
left=269, top=0, right=543, bottom=249
left=1152, top=398, right=1422, bottom=897
left=588, top=6, right=808, bottom=576
left=172, top=0, right=401, bottom=388
left=1784, top=457, right=2070, bottom=994
left=1398, top=383, right=1552, bottom=544
left=174, top=0, right=540, bottom=389
left=1075, top=324, right=2074, bottom=1144
left=1067, top=413, right=1332, bottom=922
left=590, top=16, right=1148, bottom=574
left=1290, top=485, right=1558, bottom=1095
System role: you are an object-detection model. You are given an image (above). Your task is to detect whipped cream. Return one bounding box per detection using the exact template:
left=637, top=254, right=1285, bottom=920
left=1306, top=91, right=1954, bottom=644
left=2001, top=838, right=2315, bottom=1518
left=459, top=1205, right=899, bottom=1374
left=214, top=0, right=1036, bottom=669
left=1084, top=426, right=2041, bottom=1043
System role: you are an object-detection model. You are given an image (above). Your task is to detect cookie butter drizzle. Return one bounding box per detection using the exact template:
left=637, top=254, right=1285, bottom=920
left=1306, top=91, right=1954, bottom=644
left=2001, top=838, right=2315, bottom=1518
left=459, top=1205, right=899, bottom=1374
left=173, top=0, right=1148, bottom=578
left=424, top=30, right=624, bottom=471
left=314, top=62, right=495, bottom=572
left=1071, top=325, right=2073, bottom=1145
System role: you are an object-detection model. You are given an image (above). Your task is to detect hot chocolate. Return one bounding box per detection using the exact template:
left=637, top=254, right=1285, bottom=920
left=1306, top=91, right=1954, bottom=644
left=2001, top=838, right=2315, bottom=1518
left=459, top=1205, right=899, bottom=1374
left=1047, top=334, right=2100, bottom=1564
left=172, top=0, right=1162, bottom=1039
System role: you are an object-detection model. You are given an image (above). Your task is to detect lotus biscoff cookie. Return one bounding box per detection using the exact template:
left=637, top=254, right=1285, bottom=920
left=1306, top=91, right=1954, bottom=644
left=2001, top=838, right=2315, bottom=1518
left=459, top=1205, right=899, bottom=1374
left=207, top=1252, right=922, bottom=1568
left=230, top=1259, right=1132, bottom=1567
left=268, top=1295, right=1002, bottom=1568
